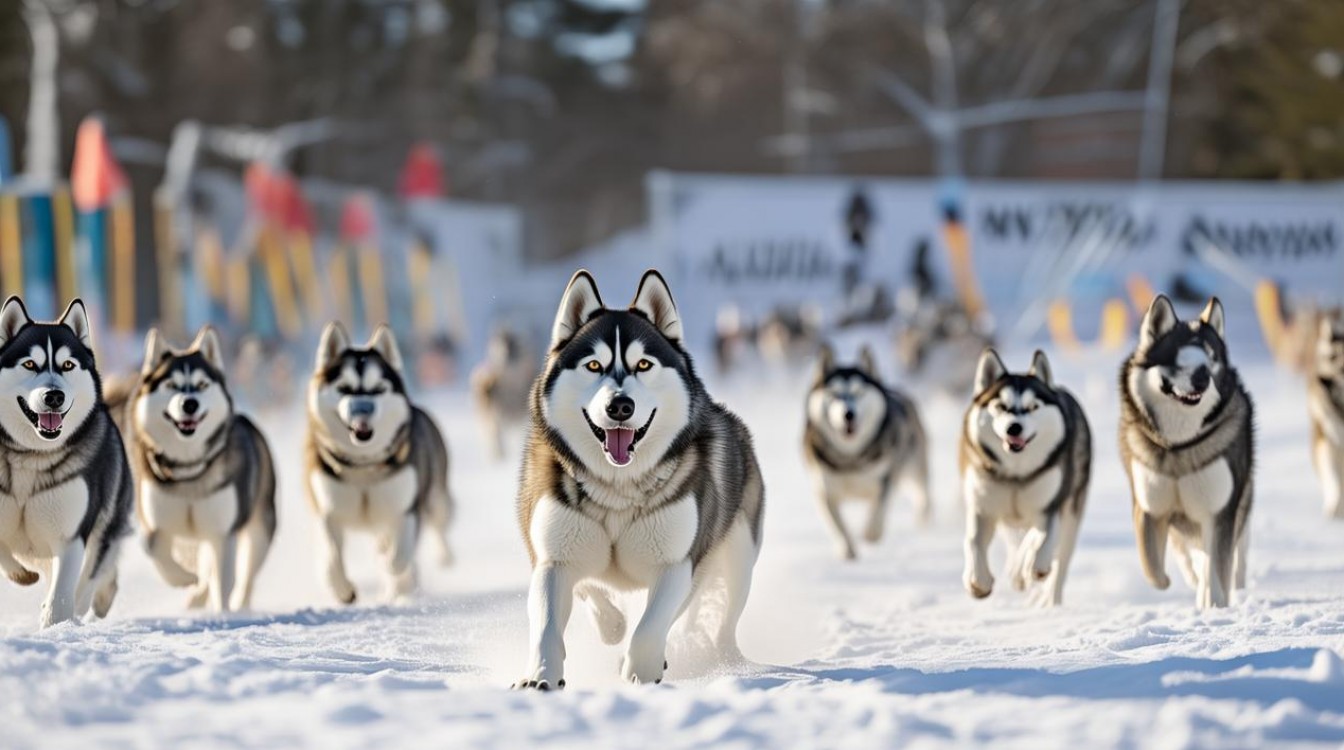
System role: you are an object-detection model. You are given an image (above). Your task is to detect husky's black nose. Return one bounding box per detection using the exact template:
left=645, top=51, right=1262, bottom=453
left=181, top=397, right=200, bottom=415
left=843, top=409, right=856, bottom=423
left=606, top=394, right=635, bottom=422
left=1006, top=422, right=1023, bottom=437
left=43, top=390, right=64, bottom=409
left=1190, top=366, right=1210, bottom=392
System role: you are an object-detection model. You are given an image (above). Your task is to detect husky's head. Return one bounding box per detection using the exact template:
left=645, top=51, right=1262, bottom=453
left=133, top=326, right=231, bottom=457
left=537, top=269, right=695, bottom=478
left=966, top=349, right=1067, bottom=476
left=0, top=297, right=100, bottom=451
left=309, top=322, right=410, bottom=458
left=1316, top=309, right=1344, bottom=379
left=807, top=344, right=888, bottom=450
left=1124, top=295, right=1230, bottom=443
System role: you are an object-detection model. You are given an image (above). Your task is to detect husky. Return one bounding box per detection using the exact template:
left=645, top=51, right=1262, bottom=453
left=1308, top=308, right=1344, bottom=518
left=1120, top=296, right=1254, bottom=609
left=0, top=297, right=131, bottom=627
left=803, top=344, right=930, bottom=560
left=514, top=270, right=765, bottom=689
left=960, top=349, right=1090, bottom=607
left=470, top=326, right=535, bottom=460
left=306, top=322, right=454, bottom=603
left=124, top=326, right=277, bottom=612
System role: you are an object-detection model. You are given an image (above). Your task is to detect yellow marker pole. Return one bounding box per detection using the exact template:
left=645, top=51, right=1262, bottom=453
left=943, top=221, right=985, bottom=321
left=1046, top=299, right=1081, bottom=354
left=289, top=230, right=324, bottom=324
left=153, top=194, right=181, bottom=338
left=357, top=241, right=388, bottom=327
left=1099, top=298, right=1131, bottom=351
left=53, top=187, right=77, bottom=301
left=197, top=226, right=226, bottom=306
left=0, top=194, right=22, bottom=299
left=110, top=195, right=136, bottom=332
left=1126, top=274, right=1156, bottom=317
left=408, top=239, right=434, bottom=339
left=1254, top=279, right=1289, bottom=365
left=329, top=245, right=353, bottom=328
left=227, top=252, right=250, bottom=327
left=259, top=225, right=301, bottom=339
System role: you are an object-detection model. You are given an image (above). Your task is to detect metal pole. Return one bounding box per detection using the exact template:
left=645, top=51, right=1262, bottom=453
left=1138, top=0, right=1180, bottom=181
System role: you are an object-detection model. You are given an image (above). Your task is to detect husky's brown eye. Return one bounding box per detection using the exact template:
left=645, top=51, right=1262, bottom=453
left=21, top=360, right=36, bottom=371
left=60, top=361, right=75, bottom=372
left=636, top=359, right=654, bottom=372
left=585, top=360, right=602, bottom=373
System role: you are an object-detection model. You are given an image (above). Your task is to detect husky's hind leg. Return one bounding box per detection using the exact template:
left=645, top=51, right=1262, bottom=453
left=713, top=521, right=758, bottom=661
left=575, top=581, right=626, bottom=645
left=230, top=519, right=273, bottom=611
left=1232, top=526, right=1250, bottom=592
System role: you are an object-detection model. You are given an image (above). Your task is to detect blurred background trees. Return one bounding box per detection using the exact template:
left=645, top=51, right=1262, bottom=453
left=0, top=0, right=1341, bottom=259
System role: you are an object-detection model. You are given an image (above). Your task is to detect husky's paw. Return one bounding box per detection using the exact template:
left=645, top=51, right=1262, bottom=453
left=837, top=543, right=857, bottom=561
left=39, top=602, right=74, bottom=629
left=186, top=584, right=210, bottom=609
left=512, top=664, right=565, bottom=691
left=8, top=568, right=38, bottom=586
left=1147, top=571, right=1171, bottom=591
left=161, top=567, right=198, bottom=589
left=619, top=652, right=668, bottom=685
left=964, top=573, right=994, bottom=599
left=93, top=578, right=118, bottom=619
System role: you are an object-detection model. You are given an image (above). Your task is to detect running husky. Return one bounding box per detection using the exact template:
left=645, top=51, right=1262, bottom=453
left=1120, top=296, right=1254, bottom=609
left=804, top=344, right=930, bottom=560
left=961, top=349, right=1090, bottom=607
left=470, top=326, right=535, bottom=461
left=1308, top=308, right=1344, bottom=518
left=306, top=322, right=454, bottom=604
left=126, top=326, right=276, bottom=612
left=0, top=297, right=131, bottom=627
left=514, top=270, right=765, bottom=689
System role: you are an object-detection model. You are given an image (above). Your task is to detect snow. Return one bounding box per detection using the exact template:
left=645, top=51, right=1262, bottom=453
left=1, top=349, right=1343, bottom=749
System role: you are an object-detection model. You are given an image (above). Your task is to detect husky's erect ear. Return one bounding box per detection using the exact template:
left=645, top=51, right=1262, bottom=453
left=974, top=348, right=1007, bottom=394
left=0, top=296, right=32, bottom=347
left=1320, top=311, right=1341, bottom=345
left=368, top=324, right=404, bottom=373
left=857, top=344, right=879, bottom=379
left=550, top=270, right=604, bottom=350
left=1138, top=294, right=1178, bottom=352
left=58, top=298, right=92, bottom=348
left=316, top=321, right=351, bottom=371
left=1028, top=349, right=1053, bottom=388
left=630, top=269, right=683, bottom=344
left=814, top=343, right=835, bottom=384
left=141, top=328, right=171, bottom=375
left=1199, top=297, right=1225, bottom=338
left=190, top=325, right=224, bottom=371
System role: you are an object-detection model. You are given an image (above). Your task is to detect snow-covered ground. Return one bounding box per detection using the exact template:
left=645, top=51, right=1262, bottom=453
left=2, top=348, right=1343, bottom=749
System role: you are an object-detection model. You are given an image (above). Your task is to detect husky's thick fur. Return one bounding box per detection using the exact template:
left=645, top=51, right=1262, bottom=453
left=804, top=344, right=929, bottom=560
left=514, top=270, right=765, bottom=689
left=961, top=349, right=1090, bottom=607
left=1308, top=308, right=1344, bottom=518
left=125, top=326, right=276, bottom=612
left=1120, top=296, right=1254, bottom=609
left=470, top=326, right=534, bottom=460
left=306, top=323, right=454, bottom=603
left=0, top=297, right=131, bottom=627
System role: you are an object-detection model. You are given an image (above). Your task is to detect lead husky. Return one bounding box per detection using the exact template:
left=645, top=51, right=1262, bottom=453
left=961, top=349, right=1090, bottom=607
left=126, top=326, right=276, bottom=611
left=306, top=323, right=454, bottom=604
left=1308, top=308, right=1344, bottom=518
left=514, top=270, right=764, bottom=689
left=804, top=344, right=929, bottom=560
left=0, top=297, right=131, bottom=627
left=1120, top=296, right=1254, bottom=609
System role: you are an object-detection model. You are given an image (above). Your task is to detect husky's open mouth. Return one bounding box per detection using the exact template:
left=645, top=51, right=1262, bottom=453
left=18, top=397, right=69, bottom=440
left=164, top=411, right=208, bottom=437
left=1003, top=434, right=1034, bottom=454
left=348, top=419, right=375, bottom=444
left=1162, top=380, right=1205, bottom=406
left=583, top=408, right=656, bottom=467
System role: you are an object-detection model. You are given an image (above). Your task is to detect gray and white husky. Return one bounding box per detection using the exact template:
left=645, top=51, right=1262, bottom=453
left=0, top=297, right=131, bottom=627
left=125, top=326, right=276, bottom=612
left=306, top=323, right=454, bottom=604
left=961, top=349, right=1090, bottom=607
left=514, top=270, right=765, bottom=689
left=1120, top=296, right=1254, bottom=609
left=804, top=344, right=929, bottom=560
left=1308, top=308, right=1344, bottom=518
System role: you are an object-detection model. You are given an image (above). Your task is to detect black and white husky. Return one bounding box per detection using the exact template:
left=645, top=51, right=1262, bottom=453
left=961, top=349, right=1090, bottom=607
left=306, top=323, right=454, bottom=603
left=1309, top=308, right=1344, bottom=519
left=803, top=344, right=929, bottom=560
left=125, top=326, right=276, bottom=612
left=514, top=270, right=765, bottom=689
left=1120, top=296, right=1254, bottom=609
left=0, top=297, right=131, bottom=627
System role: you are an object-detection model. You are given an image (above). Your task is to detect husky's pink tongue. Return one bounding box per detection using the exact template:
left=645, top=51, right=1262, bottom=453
left=38, top=411, right=63, bottom=432
left=604, top=427, right=635, bottom=466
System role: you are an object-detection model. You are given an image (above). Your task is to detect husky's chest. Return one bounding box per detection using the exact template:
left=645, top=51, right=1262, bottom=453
left=817, top=459, right=890, bottom=502
left=964, top=466, right=1062, bottom=525
left=1130, top=457, right=1234, bottom=521
left=140, top=479, right=240, bottom=539
left=309, top=465, right=417, bottom=528
left=0, top=465, right=90, bottom=557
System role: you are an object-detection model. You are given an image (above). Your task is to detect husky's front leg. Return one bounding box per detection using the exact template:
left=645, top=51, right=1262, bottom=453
left=1197, top=518, right=1233, bottom=609
left=318, top=516, right=356, bottom=604
left=0, top=541, right=37, bottom=586
left=205, top=535, right=237, bottom=612
left=1024, top=512, right=1059, bottom=582
left=515, top=563, right=578, bottom=690
left=1133, top=505, right=1171, bottom=590
left=963, top=512, right=995, bottom=598
left=862, top=474, right=892, bottom=544
left=621, top=558, right=693, bottom=685
left=40, top=537, right=84, bottom=627
left=146, top=530, right=197, bottom=588
left=816, top=483, right=855, bottom=560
